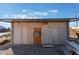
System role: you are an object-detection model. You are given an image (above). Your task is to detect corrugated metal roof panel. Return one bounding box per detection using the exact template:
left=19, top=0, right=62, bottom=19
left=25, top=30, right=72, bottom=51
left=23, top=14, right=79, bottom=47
left=0, top=18, right=78, bottom=22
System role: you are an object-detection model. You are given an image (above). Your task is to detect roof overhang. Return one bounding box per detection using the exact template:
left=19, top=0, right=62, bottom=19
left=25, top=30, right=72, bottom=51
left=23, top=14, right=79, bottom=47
left=0, top=18, right=79, bottom=22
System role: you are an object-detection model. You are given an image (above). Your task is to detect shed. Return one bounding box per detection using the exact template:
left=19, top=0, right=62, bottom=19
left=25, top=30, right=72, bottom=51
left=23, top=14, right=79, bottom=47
left=0, top=18, right=77, bottom=46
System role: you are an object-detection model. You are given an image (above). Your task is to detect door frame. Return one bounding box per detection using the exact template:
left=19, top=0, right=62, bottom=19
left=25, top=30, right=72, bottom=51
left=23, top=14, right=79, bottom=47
left=33, top=28, right=41, bottom=45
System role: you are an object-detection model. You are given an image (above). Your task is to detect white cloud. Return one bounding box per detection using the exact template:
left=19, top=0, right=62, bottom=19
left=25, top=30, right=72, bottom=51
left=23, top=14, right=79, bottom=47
left=11, top=14, right=26, bottom=19
left=2, top=9, right=59, bottom=19
left=11, top=15, right=18, bottom=19
left=22, top=9, right=49, bottom=16
left=3, top=15, right=9, bottom=18
left=11, top=14, right=38, bottom=19
left=25, top=16, right=37, bottom=19
left=34, top=11, right=48, bottom=16
left=17, top=14, right=21, bottom=17
left=27, top=12, right=34, bottom=16
left=32, top=17, right=37, bottom=19
left=22, top=9, right=27, bottom=13
left=49, top=9, right=59, bottom=13
left=21, top=14, right=27, bottom=19
left=26, top=9, right=59, bottom=16
left=3, top=15, right=7, bottom=17
left=22, top=9, right=33, bottom=13
left=21, top=9, right=59, bottom=17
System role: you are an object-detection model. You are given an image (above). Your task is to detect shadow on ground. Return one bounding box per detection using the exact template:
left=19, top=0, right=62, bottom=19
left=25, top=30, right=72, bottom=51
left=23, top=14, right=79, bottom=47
left=11, top=45, right=64, bottom=55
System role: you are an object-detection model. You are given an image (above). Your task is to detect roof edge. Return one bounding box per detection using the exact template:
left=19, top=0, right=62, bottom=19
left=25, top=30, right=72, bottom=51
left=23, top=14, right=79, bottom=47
left=0, top=18, right=78, bottom=22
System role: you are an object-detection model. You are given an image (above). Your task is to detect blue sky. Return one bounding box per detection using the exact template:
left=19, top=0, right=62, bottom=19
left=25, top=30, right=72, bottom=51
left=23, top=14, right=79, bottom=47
left=0, top=3, right=79, bottom=18
left=0, top=3, right=79, bottom=28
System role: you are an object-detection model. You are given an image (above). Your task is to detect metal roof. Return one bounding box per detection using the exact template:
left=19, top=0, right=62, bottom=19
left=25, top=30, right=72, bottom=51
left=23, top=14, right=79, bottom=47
left=0, top=18, right=79, bottom=22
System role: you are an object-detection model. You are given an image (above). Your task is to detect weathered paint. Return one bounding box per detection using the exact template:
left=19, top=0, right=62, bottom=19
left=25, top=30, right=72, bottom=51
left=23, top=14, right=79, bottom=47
left=33, top=28, right=41, bottom=45
left=12, top=21, right=67, bottom=45
left=13, top=22, right=22, bottom=45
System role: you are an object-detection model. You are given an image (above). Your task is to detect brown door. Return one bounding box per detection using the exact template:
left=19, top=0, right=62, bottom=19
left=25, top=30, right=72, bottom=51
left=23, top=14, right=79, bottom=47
left=33, top=28, right=41, bottom=45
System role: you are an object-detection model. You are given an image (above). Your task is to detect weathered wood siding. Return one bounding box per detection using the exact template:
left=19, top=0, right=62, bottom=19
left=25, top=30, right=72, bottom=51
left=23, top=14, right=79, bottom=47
left=13, top=22, right=22, bottom=45
left=42, top=22, right=67, bottom=45
left=12, top=22, right=67, bottom=45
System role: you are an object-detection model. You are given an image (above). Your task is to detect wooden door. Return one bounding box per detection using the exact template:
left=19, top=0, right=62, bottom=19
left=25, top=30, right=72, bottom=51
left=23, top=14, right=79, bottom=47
left=33, top=28, right=41, bottom=45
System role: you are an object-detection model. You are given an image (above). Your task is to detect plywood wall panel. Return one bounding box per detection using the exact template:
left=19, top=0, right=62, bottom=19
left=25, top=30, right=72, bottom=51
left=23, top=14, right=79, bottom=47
left=21, top=23, right=28, bottom=44
left=12, top=22, right=67, bottom=45
left=13, top=22, right=22, bottom=45
left=27, top=27, right=33, bottom=44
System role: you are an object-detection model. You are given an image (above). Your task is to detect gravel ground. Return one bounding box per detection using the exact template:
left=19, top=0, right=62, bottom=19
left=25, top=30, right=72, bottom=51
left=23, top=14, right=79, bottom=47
left=11, top=45, right=65, bottom=55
